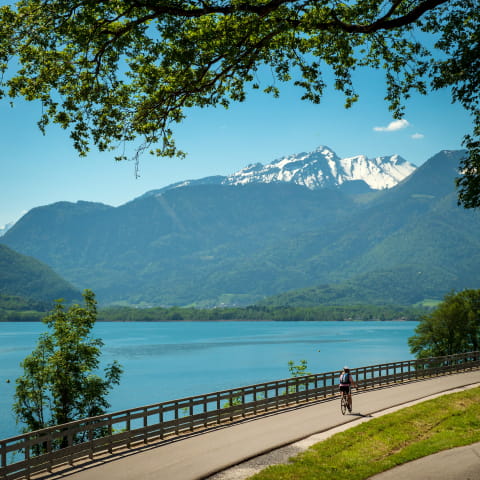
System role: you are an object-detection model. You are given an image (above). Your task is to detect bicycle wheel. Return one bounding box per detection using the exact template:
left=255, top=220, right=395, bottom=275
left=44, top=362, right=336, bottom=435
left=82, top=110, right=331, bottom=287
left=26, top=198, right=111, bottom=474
left=340, top=394, right=348, bottom=415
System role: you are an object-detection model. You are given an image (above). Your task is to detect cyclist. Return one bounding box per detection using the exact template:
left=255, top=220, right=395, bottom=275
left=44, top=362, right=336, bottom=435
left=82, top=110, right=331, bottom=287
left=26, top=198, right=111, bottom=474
left=339, top=366, right=357, bottom=412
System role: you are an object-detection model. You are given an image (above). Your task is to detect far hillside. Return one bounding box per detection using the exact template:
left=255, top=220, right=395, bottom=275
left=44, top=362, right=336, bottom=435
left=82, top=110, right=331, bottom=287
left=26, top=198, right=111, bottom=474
left=258, top=267, right=445, bottom=308
left=0, top=243, right=81, bottom=319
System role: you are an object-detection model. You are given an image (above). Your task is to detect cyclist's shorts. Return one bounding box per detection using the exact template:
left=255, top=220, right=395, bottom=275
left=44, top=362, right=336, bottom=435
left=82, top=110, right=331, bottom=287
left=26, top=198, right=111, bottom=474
left=339, top=385, right=351, bottom=394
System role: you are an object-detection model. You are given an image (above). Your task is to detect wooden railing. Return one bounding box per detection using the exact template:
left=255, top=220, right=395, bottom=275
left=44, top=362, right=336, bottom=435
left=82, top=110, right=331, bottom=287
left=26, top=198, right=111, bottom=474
left=1, top=351, right=479, bottom=480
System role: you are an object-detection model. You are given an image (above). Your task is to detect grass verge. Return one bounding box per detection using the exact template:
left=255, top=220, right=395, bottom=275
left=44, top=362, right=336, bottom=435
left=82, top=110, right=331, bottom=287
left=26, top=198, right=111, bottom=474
left=249, top=386, right=480, bottom=480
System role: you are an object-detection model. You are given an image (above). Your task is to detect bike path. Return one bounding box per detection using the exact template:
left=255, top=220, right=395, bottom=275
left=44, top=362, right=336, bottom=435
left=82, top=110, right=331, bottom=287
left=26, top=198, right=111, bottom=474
left=209, top=378, right=480, bottom=480
left=48, top=371, right=480, bottom=480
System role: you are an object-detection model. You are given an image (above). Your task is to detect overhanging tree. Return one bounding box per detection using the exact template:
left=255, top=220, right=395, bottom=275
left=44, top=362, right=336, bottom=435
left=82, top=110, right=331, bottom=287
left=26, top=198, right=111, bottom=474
left=0, top=1, right=478, bottom=205
left=13, top=290, right=122, bottom=438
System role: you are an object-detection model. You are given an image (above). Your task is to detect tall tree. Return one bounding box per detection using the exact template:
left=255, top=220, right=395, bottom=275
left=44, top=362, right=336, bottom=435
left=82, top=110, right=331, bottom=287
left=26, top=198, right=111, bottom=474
left=0, top=1, right=478, bottom=206
left=408, top=289, right=480, bottom=358
left=13, top=290, right=122, bottom=434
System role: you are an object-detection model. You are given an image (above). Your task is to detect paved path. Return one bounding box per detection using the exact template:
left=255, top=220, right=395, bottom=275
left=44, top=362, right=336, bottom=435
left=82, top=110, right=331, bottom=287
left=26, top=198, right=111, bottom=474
left=209, top=379, right=480, bottom=480
left=46, top=371, right=480, bottom=480
left=369, top=441, right=480, bottom=480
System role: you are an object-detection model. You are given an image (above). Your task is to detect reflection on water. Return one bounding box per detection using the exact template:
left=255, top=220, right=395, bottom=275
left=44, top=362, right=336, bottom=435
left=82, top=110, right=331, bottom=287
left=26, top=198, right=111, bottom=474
left=108, top=338, right=349, bottom=357
left=0, top=321, right=416, bottom=439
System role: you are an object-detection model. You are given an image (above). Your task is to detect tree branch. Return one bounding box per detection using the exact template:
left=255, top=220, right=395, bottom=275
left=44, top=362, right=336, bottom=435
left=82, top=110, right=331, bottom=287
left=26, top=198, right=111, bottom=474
left=127, top=0, right=301, bottom=18
left=330, top=0, right=450, bottom=33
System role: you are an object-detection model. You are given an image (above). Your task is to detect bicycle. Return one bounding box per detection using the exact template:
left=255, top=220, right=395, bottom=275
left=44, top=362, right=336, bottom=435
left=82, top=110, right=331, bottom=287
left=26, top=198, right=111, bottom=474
left=340, top=385, right=355, bottom=414
left=340, top=390, right=350, bottom=415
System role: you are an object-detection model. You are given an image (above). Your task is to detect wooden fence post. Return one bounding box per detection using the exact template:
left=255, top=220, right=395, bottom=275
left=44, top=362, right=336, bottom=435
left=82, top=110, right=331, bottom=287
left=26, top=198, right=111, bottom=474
left=143, top=408, right=148, bottom=444
left=24, top=434, right=30, bottom=480
left=108, top=417, right=113, bottom=454
left=175, top=402, right=179, bottom=435
left=88, top=423, right=94, bottom=459
left=0, top=442, right=5, bottom=478
left=159, top=406, right=164, bottom=440
left=203, top=396, right=208, bottom=428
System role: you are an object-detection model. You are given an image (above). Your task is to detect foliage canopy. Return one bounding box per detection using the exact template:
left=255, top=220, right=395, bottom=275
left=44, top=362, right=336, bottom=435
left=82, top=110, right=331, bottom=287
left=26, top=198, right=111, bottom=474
left=0, top=1, right=478, bottom=206
left=13, top=290, right=122, bottom=434
left=408, top=289, right=480, bottom=358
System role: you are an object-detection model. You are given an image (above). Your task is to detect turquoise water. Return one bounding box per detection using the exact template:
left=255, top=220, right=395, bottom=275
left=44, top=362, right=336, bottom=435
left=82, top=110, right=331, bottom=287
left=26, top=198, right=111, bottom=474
left=0, top=321, right=417, bottom=439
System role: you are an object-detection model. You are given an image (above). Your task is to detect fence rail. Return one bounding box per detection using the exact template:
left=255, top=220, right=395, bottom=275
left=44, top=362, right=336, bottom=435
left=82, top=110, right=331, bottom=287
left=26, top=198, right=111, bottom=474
left=1, top=351, right=479, bottom=480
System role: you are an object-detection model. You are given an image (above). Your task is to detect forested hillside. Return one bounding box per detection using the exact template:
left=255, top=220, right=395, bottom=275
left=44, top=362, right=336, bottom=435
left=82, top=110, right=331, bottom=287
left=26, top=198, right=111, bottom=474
left=0, top=244, right=80, bottom=302
left=0, top=243, right=81, bottom=320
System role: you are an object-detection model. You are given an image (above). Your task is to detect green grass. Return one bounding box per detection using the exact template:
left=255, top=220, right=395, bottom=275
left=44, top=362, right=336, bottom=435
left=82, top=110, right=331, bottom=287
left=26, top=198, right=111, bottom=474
left=249, top=387, right=480, bottom=480
left=415, top=298, right=442, bottom=308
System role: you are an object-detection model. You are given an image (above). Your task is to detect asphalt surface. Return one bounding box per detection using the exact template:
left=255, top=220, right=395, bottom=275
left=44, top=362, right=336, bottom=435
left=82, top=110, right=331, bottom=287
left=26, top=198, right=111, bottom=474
left=45, top=371, right=480, bottom=480
left=209, top=379, right=480, bottom=480
left=369, top=441, right=480, bottom=480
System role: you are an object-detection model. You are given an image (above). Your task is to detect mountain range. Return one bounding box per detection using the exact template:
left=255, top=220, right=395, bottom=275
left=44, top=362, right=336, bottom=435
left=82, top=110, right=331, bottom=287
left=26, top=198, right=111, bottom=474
left=2, top=146, right=478, bottom=307
left=142, top=146, right=416, bottom=197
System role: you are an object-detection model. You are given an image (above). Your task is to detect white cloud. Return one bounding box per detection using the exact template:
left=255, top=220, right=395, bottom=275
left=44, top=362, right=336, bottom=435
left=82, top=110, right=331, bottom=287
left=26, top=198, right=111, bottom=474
left=373, top=119, right=411, bottom=132
left=411, top=133, right=424, bottom=139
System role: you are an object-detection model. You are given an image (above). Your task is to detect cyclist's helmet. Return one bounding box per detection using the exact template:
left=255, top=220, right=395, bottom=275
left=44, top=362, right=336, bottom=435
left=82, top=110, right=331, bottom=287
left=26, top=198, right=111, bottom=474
left=343, top=366, right=349, bottom=371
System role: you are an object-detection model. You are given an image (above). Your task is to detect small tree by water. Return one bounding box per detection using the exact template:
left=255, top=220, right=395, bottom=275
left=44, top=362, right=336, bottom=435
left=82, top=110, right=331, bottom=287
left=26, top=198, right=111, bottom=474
left=13, top=290, right=122, bottom=437
left=287, top=360, right=311, bottom=378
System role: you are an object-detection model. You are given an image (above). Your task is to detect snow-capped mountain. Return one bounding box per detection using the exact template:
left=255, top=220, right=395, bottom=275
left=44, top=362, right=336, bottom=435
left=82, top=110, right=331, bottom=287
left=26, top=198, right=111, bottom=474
left=223, top=146, right=416, bottom=190
left=143, top=146, right=416, bottom=198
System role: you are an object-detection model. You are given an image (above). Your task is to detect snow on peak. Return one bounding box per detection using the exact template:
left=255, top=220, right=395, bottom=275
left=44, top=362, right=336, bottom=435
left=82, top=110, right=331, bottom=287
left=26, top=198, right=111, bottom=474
left=337, top=154, right=415, bottom=189
left=142, top=146, right=416, bottom=199
left=0, top=222, right=14, bottom=237
left=223, top=147, right=416, bottom=191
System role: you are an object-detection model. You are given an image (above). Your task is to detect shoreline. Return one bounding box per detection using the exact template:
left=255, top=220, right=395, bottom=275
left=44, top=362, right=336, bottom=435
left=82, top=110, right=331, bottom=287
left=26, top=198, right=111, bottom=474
left=1, top=318, right=417, bottom=323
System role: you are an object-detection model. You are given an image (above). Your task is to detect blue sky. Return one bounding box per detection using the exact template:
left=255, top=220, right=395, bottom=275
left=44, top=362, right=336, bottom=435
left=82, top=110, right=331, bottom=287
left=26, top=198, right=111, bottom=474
left=0, top=63, right=473, bottom=229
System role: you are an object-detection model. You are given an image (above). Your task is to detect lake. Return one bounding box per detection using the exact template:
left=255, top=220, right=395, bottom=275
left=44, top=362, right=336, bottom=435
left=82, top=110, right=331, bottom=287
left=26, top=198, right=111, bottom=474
left=0, top=321, right=417, bottom=439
